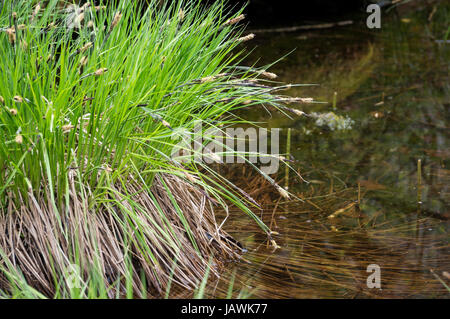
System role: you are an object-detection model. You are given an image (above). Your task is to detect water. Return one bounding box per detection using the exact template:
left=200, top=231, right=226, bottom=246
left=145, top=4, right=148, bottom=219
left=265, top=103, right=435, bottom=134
left=180, top=3, right=450, bottom=298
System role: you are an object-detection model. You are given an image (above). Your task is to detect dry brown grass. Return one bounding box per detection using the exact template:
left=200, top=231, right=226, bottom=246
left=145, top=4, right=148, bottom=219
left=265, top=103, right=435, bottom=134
left=0, top=173, right=241, bottom=297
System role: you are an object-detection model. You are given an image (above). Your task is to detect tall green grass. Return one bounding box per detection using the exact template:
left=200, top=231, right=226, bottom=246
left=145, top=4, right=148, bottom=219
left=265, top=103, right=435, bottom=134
left=0, top=0, right=307, bottom=298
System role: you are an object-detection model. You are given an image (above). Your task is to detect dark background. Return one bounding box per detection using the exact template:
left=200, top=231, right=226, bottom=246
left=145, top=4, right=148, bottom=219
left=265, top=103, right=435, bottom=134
left=231, top=0, right=368, bottom=27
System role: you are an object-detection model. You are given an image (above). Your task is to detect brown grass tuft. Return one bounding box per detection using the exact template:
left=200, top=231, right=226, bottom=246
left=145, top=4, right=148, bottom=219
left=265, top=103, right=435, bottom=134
left=0, top=174, right=240, bottom=297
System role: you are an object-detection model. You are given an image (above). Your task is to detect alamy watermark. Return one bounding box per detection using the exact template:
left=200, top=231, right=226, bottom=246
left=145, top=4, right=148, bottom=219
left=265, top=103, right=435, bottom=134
left=367, top=4, right=381, bottom=29
left=171, top=120, right=281, bottom=174
left=367, top=264, right=382, bottom=289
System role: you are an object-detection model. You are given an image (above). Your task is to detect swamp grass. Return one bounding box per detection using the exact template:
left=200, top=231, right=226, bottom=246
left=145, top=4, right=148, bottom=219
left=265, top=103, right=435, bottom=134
left=0, top=0, right=312, bottom=298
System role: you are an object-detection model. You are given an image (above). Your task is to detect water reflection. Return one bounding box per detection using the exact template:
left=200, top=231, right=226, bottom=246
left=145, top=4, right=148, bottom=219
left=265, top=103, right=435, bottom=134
left=182, top=3, right=449, bottom=298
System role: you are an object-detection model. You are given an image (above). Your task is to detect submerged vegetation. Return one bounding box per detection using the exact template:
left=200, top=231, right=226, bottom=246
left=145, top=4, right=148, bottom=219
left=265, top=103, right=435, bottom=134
left=0, top=0, right=313, bottom=298
left=192, top=0, right=449, bottom=298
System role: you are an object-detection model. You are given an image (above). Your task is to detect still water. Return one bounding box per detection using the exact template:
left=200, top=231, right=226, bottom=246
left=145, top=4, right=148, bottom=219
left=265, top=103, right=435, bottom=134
left=183, top=3, right=450, bottom=298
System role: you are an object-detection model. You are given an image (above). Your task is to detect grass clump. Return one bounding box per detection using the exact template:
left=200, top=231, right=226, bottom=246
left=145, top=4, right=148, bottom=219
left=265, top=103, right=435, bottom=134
left=0, top=0, right=308, bottom=298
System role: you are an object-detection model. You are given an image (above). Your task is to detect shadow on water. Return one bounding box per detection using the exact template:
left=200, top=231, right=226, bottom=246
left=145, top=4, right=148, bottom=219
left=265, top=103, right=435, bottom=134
left=175, top=2, right=450, bottom=298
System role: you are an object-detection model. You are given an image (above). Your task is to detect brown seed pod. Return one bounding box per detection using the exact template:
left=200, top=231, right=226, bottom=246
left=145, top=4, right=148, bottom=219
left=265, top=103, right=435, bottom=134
left=183, top=171, right=197, bottom=183
left=199, top=73, right=227, bottom=83
left=80, top=42, right=93, bottom=53
left=80, top=56, right=88, bottom=67
left=62, top=124, right=74, bottom=132
left=161, top=120, right=171, bottom=129
left=110, top=12, right=123, bottom=31
left=102, top=164, right=113, bottom=173
left=9, top=108, right=18, bottom=116
left=94, top=68, right=108, bottom=76
left=275, top=184, right=290, bottom=199
left=32, top=3, right=41, bottom=21
left=6, top=28, right=16, bottom=44
left=224, top=14, right=245, bottom=26
left=178, top=9, right=185, bottom=21
left=291, top=109, right=305, bottom=116
left=260, top=71, right=278, bottom=79
left=47, top=22, right=56, bottom=30
left=237, top=33, right=255, bottom=43
left=13, top=96, right=23, bottom=103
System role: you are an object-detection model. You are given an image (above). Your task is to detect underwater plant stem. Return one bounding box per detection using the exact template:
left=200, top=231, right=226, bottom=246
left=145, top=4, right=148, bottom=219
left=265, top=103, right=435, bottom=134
left=285, top=128, right=291, bottom=190
left=417, top=159, right=422, bottom=205
left=332, top=91, right=337, bottom=110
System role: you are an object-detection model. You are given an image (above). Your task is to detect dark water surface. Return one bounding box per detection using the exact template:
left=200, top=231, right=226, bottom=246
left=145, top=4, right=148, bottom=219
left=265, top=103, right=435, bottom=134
left=182, top=3, right=450, bottom=298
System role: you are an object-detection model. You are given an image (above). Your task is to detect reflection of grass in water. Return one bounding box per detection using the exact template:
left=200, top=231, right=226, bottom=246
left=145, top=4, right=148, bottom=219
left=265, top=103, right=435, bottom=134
left=170, top=169, right=449, bottom=298
left=284, top=44, right=377, bottom=105
left=177, top=4, right=450, bottom=299
left=242, top=30, right=379, bottom=112
left=267, top=3, right=449, bottom=218
left=214, top=195, right=449, bottom=298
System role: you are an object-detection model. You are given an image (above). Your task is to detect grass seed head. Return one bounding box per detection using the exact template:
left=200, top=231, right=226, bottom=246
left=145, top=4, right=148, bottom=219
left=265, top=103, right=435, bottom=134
left=15, top=134, right=23, bottom=144
left=270, top=239, right=281, bottom=250
left=292, top=109, right=305, bottom=116
left=200, top=76, right=215, bottom=83
left=284, top=97, right=314, bottom=104
left=275, top=184, right=290, bottom=199
left=13, top=96, right=23, bottom=103
left=178, top=9, right=185, bottom=21
left=297, top=97, right=314, bottom=103
left=75, top=12, right=85, bottom=27
left=110, top=12, right=123, bottom=31
left=260, top=71, right=278, bottom=79
left=224, top=14, right=245, bottom=26
left=9, top=108, right=18, bottom=116
left=47, top=22, right=56, bottom=29
left=6, top=28, right=16, bottom=45
left=62, top=124, right=74, bottom=132
left=0, top=96, right=4, bottom=105
left=161, top=119, right=171, bottom=129
left=80, top=42, right=93, bottom=53
left=80, top=56, right=88, bottom=67
left=33, top=3, right=41, bottom=19
left=237, top=33, right=255, bottom=43
left=183, top=171, right=197, bottom=183
left=94, top=68, right=108, bottom=76
left=200, top=73, right=227, bottom=83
